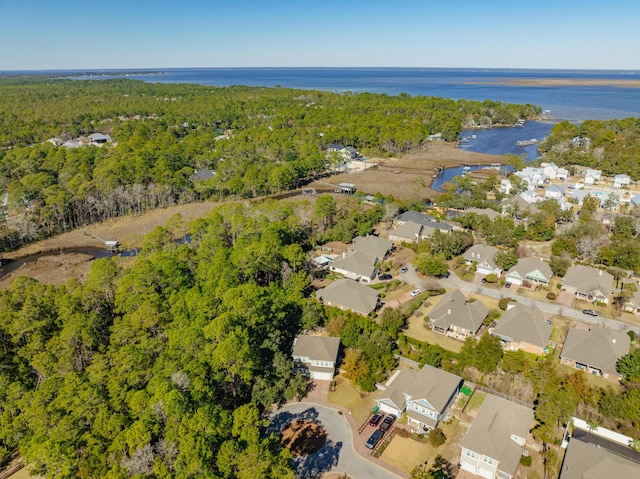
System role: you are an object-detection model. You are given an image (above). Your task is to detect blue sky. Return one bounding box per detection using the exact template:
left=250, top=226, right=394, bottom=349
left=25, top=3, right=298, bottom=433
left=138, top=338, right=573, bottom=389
left=1, top=0, right=639, bottom=70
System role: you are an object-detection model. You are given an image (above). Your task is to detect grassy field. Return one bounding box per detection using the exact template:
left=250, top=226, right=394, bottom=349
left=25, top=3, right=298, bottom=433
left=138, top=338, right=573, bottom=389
left=326, top=376, right=378, bottom=425
left=379, top=417, right=468, bottom=474
left=404, top=314, right=463, bottom=353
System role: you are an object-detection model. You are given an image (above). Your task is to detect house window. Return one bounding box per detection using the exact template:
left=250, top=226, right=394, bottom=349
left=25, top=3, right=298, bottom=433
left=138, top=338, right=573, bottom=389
left=465, top=449, right=476, bottom=459
left=482, top=455, right=494, bottom=465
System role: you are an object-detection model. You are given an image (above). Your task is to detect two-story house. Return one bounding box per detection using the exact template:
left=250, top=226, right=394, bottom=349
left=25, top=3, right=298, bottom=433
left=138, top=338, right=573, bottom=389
left=428, top=289, right=488, bottom=341
left=463, top=244, right=502, bottom=277
left=376, top=365, right=462, bottom=432
left=291, top=334, right=341, bottom=380
left=460, top=394, right=533, bottom=479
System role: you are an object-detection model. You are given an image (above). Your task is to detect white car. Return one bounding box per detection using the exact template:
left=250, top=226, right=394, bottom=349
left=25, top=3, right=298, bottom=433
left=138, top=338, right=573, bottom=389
left=410, top=289, right=421, bottom=297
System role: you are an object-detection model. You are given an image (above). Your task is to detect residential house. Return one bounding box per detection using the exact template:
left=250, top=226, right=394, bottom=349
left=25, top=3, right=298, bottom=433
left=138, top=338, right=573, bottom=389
left=630, top=195, right=640, bottom=208
left=428, top=289, right=488, bottom=340
left=499, top=178, right=513, bottom=195
left=291, top=335, right=341, bottom=380
left=501, top=195, right=541, bottom=218
left=505, top=257, right=553, bottom=286
left=190, top=168, right=216, bottom=182
left=613, top=173, right=631, bottom=188
left=88, top=132, right=112, bottom=145
left=491, top=304, right=552, bottom=356
left=545, top=185, right=565, bottom=200
left=561, top=265, right=614, bottom=304
left=556, top=167, right=569, bottom=181
left=622, top=285, right=640, bottom=313
left=460, top=394, right=534, bottom=479
left=571, top=189, right=596, bottom=205
left=326, top=143, right=357, bottom=161
left=584, top=169, right=602, bottom=185
left=316, top=278, right=379, bottom=316
left=329, top=251, right=377, bottom=282
left=393, top=210, right=435, bottom=226
left=541, top=162, right=560, bottom=180
left=515, top=167, right=548, bottom=189
left=464, top=207, right=501, bottom=221
left=388, top=221, right=423, bottom=244
left=559, top=436, right=640, bottom=479
left=376, top=365, right=463, bottom=432
left=348, top=235, right=393, bottom=262
left=463, top=244, right=502, bottom=276
left=560, top=326, right=630, bottom=381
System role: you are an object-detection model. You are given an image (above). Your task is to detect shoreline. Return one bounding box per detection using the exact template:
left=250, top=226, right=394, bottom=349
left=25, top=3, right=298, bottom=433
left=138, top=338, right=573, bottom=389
left=466, top=78, right=640, bottom=88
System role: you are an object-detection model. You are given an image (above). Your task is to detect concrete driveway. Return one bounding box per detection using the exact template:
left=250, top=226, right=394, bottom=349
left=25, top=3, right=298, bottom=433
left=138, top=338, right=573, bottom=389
left=268, top=403, right=403, bottom=479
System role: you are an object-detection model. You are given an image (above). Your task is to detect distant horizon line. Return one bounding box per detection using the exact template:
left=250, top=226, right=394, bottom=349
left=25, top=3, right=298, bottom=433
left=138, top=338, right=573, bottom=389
left=2, top=66, right=639, bottom=74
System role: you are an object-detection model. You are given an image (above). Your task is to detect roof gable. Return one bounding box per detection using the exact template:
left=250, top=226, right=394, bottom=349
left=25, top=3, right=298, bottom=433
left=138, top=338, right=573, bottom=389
left=316, top=278, right=379, bottom=315
left=403, top=365, right=462, bottom=413
left=492, top=304, right=551, bottom=348
left=292, top=335, right=341, bottom=362
left=429, top=289, right=488, bottom=333
left=561, top=327, right=630, bottom=375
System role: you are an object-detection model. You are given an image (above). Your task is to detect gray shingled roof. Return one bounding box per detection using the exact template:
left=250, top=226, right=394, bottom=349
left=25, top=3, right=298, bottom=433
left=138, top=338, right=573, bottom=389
left=292, top=335, right=341, bottom=362
left=377, top=367, right=416, bottom=411
left=507, top=257, right=552, bottom=282
left=330, top=251, right=377, bottom=279
left=429, top=289, right=488, bottom=333
left=349, top=235, right=393, bottom=260
left=390, top=221, right=423, bottom=242
left=463, top=244, right=499, bottom=268
left=461, top=395, right=533, bottom=478
left=316, top=278, right=379, bottom=315
left=563, top=265, right=614, bottom=298
left=492, top=304, right=552, bottom=349
left=559, top=438, right=640, bottom=479
left=404, top=365, right=463, bottom=413
left=560, top=326, right=630, bottom=376
left=395, top=210, right=435, bottom=225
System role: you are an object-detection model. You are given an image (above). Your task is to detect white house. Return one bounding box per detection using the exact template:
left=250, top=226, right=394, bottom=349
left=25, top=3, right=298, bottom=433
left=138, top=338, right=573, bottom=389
left=584, top=169, right=602, bottom=185
left=613, top=174, right=631, bottom=188
left=463, top=244, right=502, bottom=276
left=505, top=257, right=553, bottom=286
left=545, top=185, right=565, bottom=200
left=460, top=395, right=533, bottom=479
left=291, top=335, right=341, bottom=380
left=515, top=167, right=548, bottom=189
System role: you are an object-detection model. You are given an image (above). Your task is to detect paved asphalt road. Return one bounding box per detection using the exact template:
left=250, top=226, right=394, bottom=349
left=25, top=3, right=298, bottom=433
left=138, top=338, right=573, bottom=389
left=268, top=403, right=403, bottom=479
left=400, top=268, right=640, bottom=336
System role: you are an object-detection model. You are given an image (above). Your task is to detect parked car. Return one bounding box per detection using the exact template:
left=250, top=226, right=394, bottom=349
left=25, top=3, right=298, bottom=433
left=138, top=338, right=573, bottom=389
left=369, top=413, right=383, bottom=426
left=400, top=266, right=409, bottom=274
left=583, top=309, right=599, bottom=316
left=438, top=270, right=450, bottom=278
left=481, top=278, right=487, bottom=283
left=378, top=273, right=392, bottom=280
left=379, top=414, right=396, bottom=432
left=366, top=429, right=384, bottom=449
left=505, top=282, right=511, bottom=288
left=410, top=289, right=421, bottom=297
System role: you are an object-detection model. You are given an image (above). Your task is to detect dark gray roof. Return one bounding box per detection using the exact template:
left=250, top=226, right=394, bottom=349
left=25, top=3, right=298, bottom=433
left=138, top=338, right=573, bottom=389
left=330, top=251, right=377, bottom=279
left=560, top=326, right=630, bottom=376
left=461, top=395, right=533, bottom=477
left=492, top=304, right=551, bottom=349
left=395, top=210, right=435, bottom=226
left=292, top=335, right=341, bottom=362
left=191, top=168, right=216, bottom=181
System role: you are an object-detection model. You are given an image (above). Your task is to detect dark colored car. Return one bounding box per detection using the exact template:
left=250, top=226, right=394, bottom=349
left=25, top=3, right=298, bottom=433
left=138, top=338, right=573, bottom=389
left=583, top=309, right=599, bottom=316
left=369, top=413, right=383, bottom=426
left=439, top=271, right=450, bottom=278
left=379, top=414, right=396, bottom=432
left=481, top=278, right=487, bottom=283
left=366, top=429, right=384, bottom=449
left=505, top=282, right=511, bottom=288
left=378, top=273, right=392, bottom=280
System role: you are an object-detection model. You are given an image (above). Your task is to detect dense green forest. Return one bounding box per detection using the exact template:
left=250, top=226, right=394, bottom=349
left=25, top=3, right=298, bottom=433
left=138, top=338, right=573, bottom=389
left=0, top=77, right=539, bottom=250
left=538, top=118, right=640, bottom=178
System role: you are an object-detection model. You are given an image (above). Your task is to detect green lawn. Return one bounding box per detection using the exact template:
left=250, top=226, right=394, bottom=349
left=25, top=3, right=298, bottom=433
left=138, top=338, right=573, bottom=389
left=326, top=375, right=378, bottom=425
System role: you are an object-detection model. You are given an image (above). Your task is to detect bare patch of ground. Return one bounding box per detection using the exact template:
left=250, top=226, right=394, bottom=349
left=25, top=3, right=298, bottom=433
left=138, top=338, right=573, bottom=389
left=280, top=420, right=327, bottom=456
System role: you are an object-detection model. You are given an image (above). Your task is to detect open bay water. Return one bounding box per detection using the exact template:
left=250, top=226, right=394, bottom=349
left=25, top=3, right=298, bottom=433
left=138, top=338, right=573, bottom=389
left=52, top=67, right=640, bottom=122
